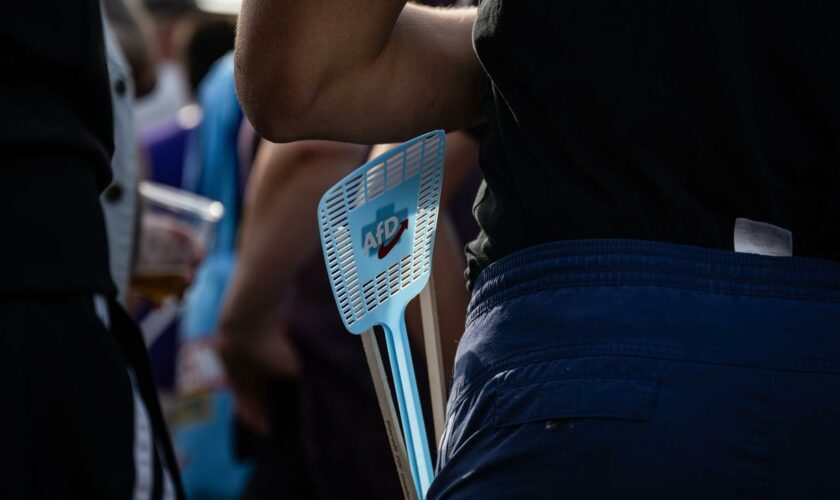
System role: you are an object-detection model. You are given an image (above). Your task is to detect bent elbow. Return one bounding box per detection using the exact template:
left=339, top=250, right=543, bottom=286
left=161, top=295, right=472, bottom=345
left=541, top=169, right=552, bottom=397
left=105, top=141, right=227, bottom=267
left=241, top=97, right=301, bottom=144
left=235, top=82, right=294, bottom=143
left=235, top=56, right=315, bottom=143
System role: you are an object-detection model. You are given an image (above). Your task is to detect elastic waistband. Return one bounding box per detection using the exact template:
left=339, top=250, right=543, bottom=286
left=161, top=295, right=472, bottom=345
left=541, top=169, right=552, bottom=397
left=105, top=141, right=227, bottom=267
left=469, top=239, right=840, bottom=323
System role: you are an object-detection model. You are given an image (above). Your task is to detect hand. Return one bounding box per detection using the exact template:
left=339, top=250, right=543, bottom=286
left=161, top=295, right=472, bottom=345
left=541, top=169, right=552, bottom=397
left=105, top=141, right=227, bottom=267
left=131, top=213, right=206, bottom=305
left=216, top=316, right=299, bottom=435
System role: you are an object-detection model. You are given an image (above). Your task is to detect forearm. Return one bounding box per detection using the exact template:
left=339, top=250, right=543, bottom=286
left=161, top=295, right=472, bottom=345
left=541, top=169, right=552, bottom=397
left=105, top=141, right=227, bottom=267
left=235, top=2, right=482, bottom=143
left=220, top=211, right=307, bottom=337
left=220, top=141, right=368, bottom=336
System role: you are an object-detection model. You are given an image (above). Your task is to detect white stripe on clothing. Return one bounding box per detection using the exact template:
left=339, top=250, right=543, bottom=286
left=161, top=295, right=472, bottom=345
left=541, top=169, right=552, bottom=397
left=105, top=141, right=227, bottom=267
left=160, top=449, right=177, bottom=500
left=129, top=370, right=156, bottom=500
left=93, top=295, right=157, bottom=500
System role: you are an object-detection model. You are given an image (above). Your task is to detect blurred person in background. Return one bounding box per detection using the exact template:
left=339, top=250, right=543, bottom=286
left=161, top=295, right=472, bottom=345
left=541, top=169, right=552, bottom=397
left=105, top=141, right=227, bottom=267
left=219, top=140, right=369, bottom=499
left=135, top=0, right=196, bottom=133
left=0, top=1, right=182, bottom=497
left=236, top=1, right=840, bottom=498
left=183, top=15, right=238, bottom=92
left=129, top=9, right=235, bottom=396
left=165, top=48, right=256, bottom=498
left=218, top=131, right=478, bottom=499
left=101, top=0, right=158, bottom=304
left=140, top=10, right=235, bottom=189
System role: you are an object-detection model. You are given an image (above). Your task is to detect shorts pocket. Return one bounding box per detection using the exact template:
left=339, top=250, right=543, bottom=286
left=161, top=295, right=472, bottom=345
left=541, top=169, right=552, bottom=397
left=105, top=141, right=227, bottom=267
left=493, top=378, right=660, bottom=427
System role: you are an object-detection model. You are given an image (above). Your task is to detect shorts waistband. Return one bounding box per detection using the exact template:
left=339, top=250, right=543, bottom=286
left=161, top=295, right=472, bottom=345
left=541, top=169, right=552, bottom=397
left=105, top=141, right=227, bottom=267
left=468, top=239, right=840, bottom=324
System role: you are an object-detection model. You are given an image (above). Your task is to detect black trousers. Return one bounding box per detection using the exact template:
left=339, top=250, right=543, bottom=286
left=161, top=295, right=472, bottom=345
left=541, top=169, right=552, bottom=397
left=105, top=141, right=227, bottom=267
left=0, top=294, right=183, bottom=499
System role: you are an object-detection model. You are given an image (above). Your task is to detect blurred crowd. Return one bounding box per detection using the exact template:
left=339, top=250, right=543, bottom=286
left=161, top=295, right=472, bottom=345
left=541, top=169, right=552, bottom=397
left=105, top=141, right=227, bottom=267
left=104, top=0, right=479, bottom=498
left=11, top=0, right=840, bottom=497
left=7, top=0, right=840, bottom=498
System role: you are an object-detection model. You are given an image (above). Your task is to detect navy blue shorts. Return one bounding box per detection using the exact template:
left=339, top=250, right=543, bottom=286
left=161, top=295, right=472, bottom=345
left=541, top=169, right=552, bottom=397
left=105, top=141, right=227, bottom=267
left=429, top=240, right=840, bottom=499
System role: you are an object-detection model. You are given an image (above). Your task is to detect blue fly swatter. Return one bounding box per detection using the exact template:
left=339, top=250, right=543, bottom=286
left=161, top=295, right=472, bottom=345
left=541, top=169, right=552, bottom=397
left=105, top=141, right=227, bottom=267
left=318, top=130, right=445, bottom=498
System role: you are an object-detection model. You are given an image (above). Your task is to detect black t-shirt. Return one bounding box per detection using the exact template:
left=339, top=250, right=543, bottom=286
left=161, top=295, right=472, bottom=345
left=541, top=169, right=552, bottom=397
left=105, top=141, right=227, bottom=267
left=466, top=0, right=840, bottom=288
left=0, top=0, right=115, bottom=293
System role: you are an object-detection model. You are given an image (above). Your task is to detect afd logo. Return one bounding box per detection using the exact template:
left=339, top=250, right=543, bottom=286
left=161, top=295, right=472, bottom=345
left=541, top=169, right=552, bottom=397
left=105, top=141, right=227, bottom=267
left=361, top=204, right=409, bottom=259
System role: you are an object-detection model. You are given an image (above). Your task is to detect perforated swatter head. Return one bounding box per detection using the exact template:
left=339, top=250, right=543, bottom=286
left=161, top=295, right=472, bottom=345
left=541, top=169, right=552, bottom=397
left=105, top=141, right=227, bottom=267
left=318, top=130, right=445, bottom=334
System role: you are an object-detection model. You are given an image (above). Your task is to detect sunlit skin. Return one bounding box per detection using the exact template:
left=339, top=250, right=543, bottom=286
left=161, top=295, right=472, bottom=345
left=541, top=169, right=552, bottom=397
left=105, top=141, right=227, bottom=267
left=218, top=133, right=477, bottom=433
left=235, top=1, right=482, bottom=144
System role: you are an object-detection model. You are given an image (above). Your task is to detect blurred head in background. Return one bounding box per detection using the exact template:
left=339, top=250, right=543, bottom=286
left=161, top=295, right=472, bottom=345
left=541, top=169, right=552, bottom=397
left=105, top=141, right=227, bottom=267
left=136, top=0, right=234, bottom=134
left=184, top=15, right=236, bottom=93
left=143, top=0, right=198, bottom=60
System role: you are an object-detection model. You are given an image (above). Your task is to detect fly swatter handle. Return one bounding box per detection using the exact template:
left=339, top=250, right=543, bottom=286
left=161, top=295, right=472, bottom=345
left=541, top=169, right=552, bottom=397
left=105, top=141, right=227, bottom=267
left=384, top=315, right=434, bottom=497
left=360, top=330, right=418, bottom=500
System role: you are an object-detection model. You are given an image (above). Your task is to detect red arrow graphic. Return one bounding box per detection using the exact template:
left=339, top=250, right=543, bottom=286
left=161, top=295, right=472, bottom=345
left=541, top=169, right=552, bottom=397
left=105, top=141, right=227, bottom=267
left=377, top=219, right=409, bottom=259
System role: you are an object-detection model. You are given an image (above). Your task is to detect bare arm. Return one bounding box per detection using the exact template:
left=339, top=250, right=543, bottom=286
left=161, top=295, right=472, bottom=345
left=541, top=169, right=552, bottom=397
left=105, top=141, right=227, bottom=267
left=218, top=140, right=368, bottom=432
left=220, top=140, right=369, bottom=338
left=235, top=1, right=482, bottom=144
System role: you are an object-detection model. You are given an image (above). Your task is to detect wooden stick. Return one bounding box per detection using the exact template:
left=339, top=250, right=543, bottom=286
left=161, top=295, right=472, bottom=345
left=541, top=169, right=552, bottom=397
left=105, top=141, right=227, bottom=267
left=419, top=276, right=446, bottom=445
left=361, top=330, right=418, bottom=500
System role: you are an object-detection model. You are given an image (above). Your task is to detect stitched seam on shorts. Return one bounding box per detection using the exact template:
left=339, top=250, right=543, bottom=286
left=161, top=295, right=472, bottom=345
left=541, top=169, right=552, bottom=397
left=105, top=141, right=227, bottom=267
left=448, top=344, right=840, bottom=414
left=468, top=282, right=840, bottom=325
